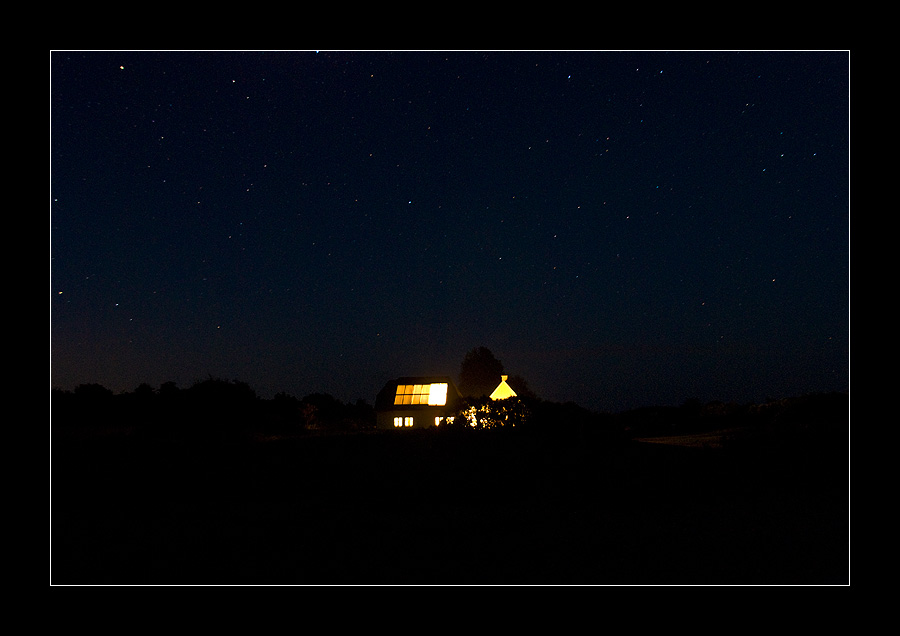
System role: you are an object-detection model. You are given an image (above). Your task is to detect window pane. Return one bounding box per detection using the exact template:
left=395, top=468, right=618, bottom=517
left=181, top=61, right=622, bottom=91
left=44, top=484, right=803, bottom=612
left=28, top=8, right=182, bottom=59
left=428, top=383, right=448, bottom=406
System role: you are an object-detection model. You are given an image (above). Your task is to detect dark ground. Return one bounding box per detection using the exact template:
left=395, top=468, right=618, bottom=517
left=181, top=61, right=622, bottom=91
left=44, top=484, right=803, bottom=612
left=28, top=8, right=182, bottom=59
left=51, top=417, right=849, bottom=585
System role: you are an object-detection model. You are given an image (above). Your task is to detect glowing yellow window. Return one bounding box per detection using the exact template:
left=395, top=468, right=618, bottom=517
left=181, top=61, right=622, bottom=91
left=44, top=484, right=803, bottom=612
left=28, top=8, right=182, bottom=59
left=428, top=383, right=448, bottom=406
left=393, top=382, right=447, bottom=406
left=394, top=385, right=408, bottom=405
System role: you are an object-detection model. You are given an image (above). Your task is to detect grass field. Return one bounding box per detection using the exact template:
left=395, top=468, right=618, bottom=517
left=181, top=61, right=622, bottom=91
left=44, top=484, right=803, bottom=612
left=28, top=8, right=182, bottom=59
left=633, top=427, right=751, bottom=449
left=51, top=421, right=848, bottom=585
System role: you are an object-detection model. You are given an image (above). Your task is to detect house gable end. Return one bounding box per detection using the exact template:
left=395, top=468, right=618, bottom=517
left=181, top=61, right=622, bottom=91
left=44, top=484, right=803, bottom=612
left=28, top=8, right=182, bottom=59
left=375, top=376, right=461, bottom=429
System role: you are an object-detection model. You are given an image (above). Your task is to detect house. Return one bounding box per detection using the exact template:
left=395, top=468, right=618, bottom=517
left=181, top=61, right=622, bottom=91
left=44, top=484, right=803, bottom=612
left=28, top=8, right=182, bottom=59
left=374, top=376, right=462, bottom=429
left=490, top=375, right=518, bottom=401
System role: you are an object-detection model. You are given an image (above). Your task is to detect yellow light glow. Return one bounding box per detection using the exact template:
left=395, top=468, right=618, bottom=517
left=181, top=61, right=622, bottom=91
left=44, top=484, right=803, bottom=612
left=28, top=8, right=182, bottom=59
left=428, top=383, right=448, bottom=406
left=490, top=375, right=517, bottom=401
left=393, top=382, right=448, bottom=406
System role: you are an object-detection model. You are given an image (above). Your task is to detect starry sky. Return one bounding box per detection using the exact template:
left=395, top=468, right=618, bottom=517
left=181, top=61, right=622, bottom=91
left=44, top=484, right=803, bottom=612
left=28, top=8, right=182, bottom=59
left=50, top=51, right=850, bottom=413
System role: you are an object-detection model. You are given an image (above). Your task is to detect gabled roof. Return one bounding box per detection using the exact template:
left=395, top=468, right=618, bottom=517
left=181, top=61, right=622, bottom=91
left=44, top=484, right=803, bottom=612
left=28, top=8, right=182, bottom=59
left=489, top=375, right=518, bottom=401
left=375, top=376, right=462, bottom=411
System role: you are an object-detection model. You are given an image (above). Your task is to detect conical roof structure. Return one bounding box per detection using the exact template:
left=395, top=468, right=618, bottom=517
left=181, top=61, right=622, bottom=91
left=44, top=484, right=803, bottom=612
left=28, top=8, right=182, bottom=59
left=489, top=375, right=517, bottom=401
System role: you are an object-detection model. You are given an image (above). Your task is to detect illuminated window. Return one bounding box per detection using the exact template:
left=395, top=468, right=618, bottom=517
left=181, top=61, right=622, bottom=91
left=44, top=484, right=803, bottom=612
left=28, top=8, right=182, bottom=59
left=393, top=417, right=403, bottom=427
left=393, top=416, right=414, bottom=427
left=393, top=383, right=448, bottom=406
left=428, top=383, right=448, bottom=406
left=404, top=417, right=413, bottom=427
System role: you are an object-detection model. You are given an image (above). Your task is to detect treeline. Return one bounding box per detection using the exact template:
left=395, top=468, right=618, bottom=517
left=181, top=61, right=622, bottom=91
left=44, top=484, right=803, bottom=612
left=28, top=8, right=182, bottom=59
left=51, top=377, right=848, bottom=451
left=50, top=377, right=616, bottom=441
left=622, top=392, right=848, bottom=439
left=51, top=378, right=377, bottom=439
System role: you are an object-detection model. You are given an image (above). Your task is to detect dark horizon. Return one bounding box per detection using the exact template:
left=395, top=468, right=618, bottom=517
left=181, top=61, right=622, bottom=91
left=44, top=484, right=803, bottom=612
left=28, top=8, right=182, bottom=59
left=50, top=51, right=850, bottom=414
left=50, top=367, right=849, bottom=417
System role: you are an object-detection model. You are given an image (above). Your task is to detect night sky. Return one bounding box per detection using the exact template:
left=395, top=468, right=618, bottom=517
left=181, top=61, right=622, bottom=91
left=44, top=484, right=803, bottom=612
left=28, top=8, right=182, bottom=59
left=50, top=51, right=849, bottom=413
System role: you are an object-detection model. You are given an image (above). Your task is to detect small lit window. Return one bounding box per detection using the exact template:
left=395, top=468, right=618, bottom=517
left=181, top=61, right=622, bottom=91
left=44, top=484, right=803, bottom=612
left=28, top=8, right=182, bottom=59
left=393, top=417, right=403, bottom=427
left=404, top=417, right=413, bottom=427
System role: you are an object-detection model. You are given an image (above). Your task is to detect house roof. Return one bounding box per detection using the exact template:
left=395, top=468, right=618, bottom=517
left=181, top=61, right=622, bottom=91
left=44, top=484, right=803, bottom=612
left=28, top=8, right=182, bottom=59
left=489, top=375, right=518, bottom=401
left=375, top=376, right=462, bottom=411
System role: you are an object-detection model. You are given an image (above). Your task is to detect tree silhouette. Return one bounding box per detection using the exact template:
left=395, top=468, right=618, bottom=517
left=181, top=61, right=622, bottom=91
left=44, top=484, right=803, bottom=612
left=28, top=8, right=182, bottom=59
left=507, top=374, right=537, bottom=400
left=458, top=347, right=504, bottom=398
left=182, top=377, right=258, bottom=434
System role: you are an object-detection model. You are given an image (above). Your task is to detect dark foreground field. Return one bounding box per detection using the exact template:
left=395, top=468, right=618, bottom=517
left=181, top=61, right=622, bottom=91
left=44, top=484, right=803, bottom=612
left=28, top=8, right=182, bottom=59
left=51, top=422, right=848, bottom=585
